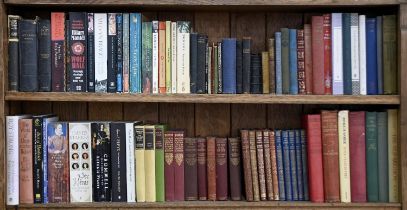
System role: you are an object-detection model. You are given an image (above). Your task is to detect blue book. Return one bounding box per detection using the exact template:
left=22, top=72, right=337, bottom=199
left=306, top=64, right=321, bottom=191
left=42, top=115, right=58, bottom=203
left=366, top=18, right=378, bottom=95
left=289, top=29, right=298, bottom=94
left=376, top=16, right=383, bottom=94
left=288, top=130, right=298, bottom=201
left=116, top=13, right=123, bottom=93
left=222, top=38, right=237, bottom=93
left=301, top=129, right=309, bottom=200
left=342, top=13, right=352, bottom=95
left=295, top=130, right=303, bottom=200
left=282, top=130, right=293, bottom=201
left=275, top=130, right=285, bottom=200
left=129, top=13, right=142, bottom=93
left=275, top=32, right=282, bottom=94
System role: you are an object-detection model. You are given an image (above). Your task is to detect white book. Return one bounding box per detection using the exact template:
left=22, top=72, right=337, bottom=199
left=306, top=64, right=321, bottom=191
left=350, top=13, right=360, bottom=95
left=69, top=122, right=93, bottom=202
left=359, top=15, right=367, bottom=95
left=176, top=21, right=191, bottom=93
left=94, top=13, right=108, bottom=92
left=171, top=22, right=177, bottom=93
left=6, top=115, right=30, bottom=205
left=332, top=13, right=344, bottom=95
left=152, top=21, right=159, bottom=94
left=126, top=123, right=136, bottom=202
left=338, top=110, right=351, bottom=203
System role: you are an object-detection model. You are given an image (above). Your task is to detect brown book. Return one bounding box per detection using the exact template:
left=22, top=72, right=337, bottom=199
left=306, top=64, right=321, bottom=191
left=197, top=137, right=207, bottom=200
left=207, top=136, right=217, bottom=201
left=216, top=137, right=228, bottom=200
left=158, top=21, right=166, bottom=93
left=249, top=130, right=260, bottom=201
left=240, top=130, right=254, bottom=201
left=321, top=110, right=340, bottom=202
left=268, top=38, right=276, bottom=94
left=255, top=130, right=267, bottom=201
left=269, top=131, right=279, bottom=200
left=297, top=29, right=306, bottom=94
left=19, top=119, right=34, bottom=204
left=228, top=137, right=242, bottom=200
left=304, top=24, right=313, bottom=94
left=312, top=16, right=324, bottom=95
left=262, top=130, right=274, bottom=200
left=262, top=52, right=270, bottom=94
left=184, top=137, right=198, bottom=200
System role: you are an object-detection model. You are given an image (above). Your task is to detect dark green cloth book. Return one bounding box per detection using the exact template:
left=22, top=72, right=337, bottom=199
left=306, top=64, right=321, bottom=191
left=377, top=112, right=389, bottom=202
left=281, top=28, right=290, bottom=94
left=366, top=112, right=379, bottom=202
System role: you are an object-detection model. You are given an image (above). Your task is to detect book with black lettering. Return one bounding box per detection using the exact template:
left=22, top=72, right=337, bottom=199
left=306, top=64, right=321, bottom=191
left=37, top=19, right=51, bottom=91
left=250, top=53, right=262, bottom=94
left=110, top=122, right=127, bottom=202
left=7, top=15, right=21, bottom=91
left=91, top=122, right=111, bottom=202
left=107, top=13, right=117, bottom=93
left=236, top=40, right=243, bottom=94
left=87, top=13, right=95, bottom=92
left=68, top=12, right=87, bottom=92
left=18, top=18, right=38, bottom=92
left=197, top=34, right=208, bottom=94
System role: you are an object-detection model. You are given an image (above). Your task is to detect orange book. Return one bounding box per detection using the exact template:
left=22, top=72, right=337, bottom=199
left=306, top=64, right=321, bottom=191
left=158, top=22, right=166, bottom=93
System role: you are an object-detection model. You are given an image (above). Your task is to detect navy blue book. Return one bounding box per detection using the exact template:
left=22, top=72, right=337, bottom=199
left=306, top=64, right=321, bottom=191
left=236, top=40, right=243, bottom=94
left=342, top=13, right=352, bottom=95
left=300, top=129, right=309, bottom=200
left=289, top=29, right=298, bottom=94
left=274, top=130, right=285, bottom=201
left=282, top=130, right=293, bottom=201
left=295, top=130, right=303, bottom=200
left=367, top=18, right=378, bottom=95
left=288, top=130, right=298, bottom=201
left=116, top=13, right=123, bottom=93
left=190, top=33, right=198, bottom=93
left=222, top=38, right=237, bottom=94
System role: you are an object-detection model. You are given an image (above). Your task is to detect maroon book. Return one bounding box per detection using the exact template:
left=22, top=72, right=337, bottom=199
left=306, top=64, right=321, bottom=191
left=312, top=16, right=324, bottom=95
left=216, top=137, right=228, bottom=200
left=197, top=137, right=207, bottom=200
left=184, top=137, right=198, bottom=200
left=323, top=14, right=332, bottom=94
left=304, top=24, right=313, bottom=94
left=207, top=137, right=216, bottom=201
left=228, top=137, right=242, bottom=200
left=173, top=130, right=185, bottom=201
left=240, top=130, right=253, bottom=201
left=164, top=131, right=175, bottom=201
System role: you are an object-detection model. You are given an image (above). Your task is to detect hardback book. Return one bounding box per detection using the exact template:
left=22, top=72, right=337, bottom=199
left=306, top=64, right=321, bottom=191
left=349, top=112, right=367, bottom=202
left=222, top=38, right=237, bottom=94
left=19, top=18, right=38, bottom=92
left=377, top=112, right=389, bottom=202
left=197, top=34, right=209, bottom=93
left=376, top=16, right=383, bottom=94
left=240, top=130, right=253, bottom=201
left=342, top=13, right=352, bottom=95
left=275, top=130, right=286, bottom=200
left=288, top=130, right=298, bottom=201
left=38, top=19, right=52, bottom=92
left=116, top=13, right=123, bottom=93
left=387, top=109, right=399, bottom=202
left=47, top=122, right=69, bottom=203
left=242, top=38, right=251, bottom=93
left=197, top=137, right=207, bottom=200
left=110, top=122, right=127, bottom=202
left=43, top=116, right=59, bottom=203
left=275, top=32, right=282, bottom=94
left=281, top=28, right=290, bottom=94
left=68, top=12, right=87, bottom=92
left=165, top=21, right=172, bottom=93
left=295, top=130, right=304, bottom=201
left=332, top=13, right=344, bottom=95
left=155, top=125, right=166, bottom=202
left=144, top=125, right=156, bottom=202
left=122, top=13, right=129, bottom=93
left=171, top=22, right=177, bottom=93
left=366, top=112, right=379, bottom=201
left=158, top=21, right=166, bottom=93
left=321, top=110, right=340, bottom=202
left=289, top=29, right=298, bottom=94
left=190, top=33, right=198, bottom=93
left=51, top=13, right=65, bottom=92
left=19, top=119, right=34, bottom=204
left=207, top=46, right=213, bottom=94
left=267, top=39, right=276, bottom=94
left=255, top=131, right=267, bottom=200
left=311, top=16, right=324, bottom=95
left=174, top=130, right=185, bottom=200
left=305, top=114, right=324, bottom=202
left=142, top=22, right=153, bottom=94
left=129, top=13, right=142, bottom=93
left=164, top=131, right=174, bottom=201
left=6, top=115, right=30, bottom=205
left=213, top=44, right=219, bottom=94
left=350, top=13, right=360, bottom=95
left=176, top=21, right=191, bottom=93
left=262, top=52, right=270, bottom=94
left=94, top=13, right=108, bottom=92
left=207, top=136, right=217, bottom=201
left=91, top=122, right=111, bottom=202
left=69, top=122, right=93, bottom=203
left=366, top=18, right=378, bottom=95
left=338, top=110, right=351, bottom=202
left=323, top=14, right=332, bottom=94
left=282, top=130, right=293, bottom=201
left=66, top=19, right=71, bottom=90
left=269, top=131, right=279, bottom=200
left=228, top=137, right=242, bottom=200
left=107, top=13, right=117, bottom=93
left=262, top=131, right=273, bottom=200
left=237, top=40, right=243, bottom=93
left=7, top=15, right=21, bottom=91
left=216, top=138, right=228, bottom=200
left=303, top=25, right=313, bottom=94
left=359, top=15, right=367, bottom=95
left=87, top=13, right=95, bottom=92
left=152, top=21, right=159, bottom=94
left=250, top=54, right=262, bottom=94
left=249, top=130, right=260, bottom=201
left=218, top=42, right=223, bottom=93
left=297, top=30, right=306, bottom=95
left=300, top=130, right=309, bottom=201
left=184, top=137, right=198, bottom=200
left=135, top=125, right=145, bottom=202
left=383, top=15, right=397, bottom=94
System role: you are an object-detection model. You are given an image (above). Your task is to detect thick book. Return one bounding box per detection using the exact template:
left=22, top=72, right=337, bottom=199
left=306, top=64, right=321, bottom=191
left=51, top=13, right=65, bottom=92
left=349, top=112, right=367, bottom=202
left=164, top=131, right=174, bottom=201
left=94, top=13, right=108, bottom=92
left=237, top=40, right=243, bottom=93
left=228, top=137, right=242, bottom=200
left=107, top=13, right=117, bottom=93
left=376, top=16, right=383, bottom=94
left=43, top=116, right=59, bottom=204
left=197, top=137, right=207, bottom=200
left=255, top=131, right=267, bottom=200
left=69, top=122, right=93, bottom=203
left=174, top=130, right=185, bottom=201
left=87, top=13, right=95, bottom=92
left=122, top=13, right=130, bottom=93
left=142, top=22, right=153, bottom=93
left=295, top=130, right=304, bottom=201
left=68, top=12, right=87, bottom=92
left=250, top=54, right=262, bottom=94
left=338, top=110, right=351, bottom=202
left=216, top=138, right=228, bottom=200
left=383, top=15, right=397, bottom=94
left=207, top=136, right=217, bottom=200
left=19, top=18, right=38, bottom=92
left=281, top=28, right=290, bottom=94
left=158, top=22, right=166, bottom=93
left=249, top=130, right=260, bottom=201
left=176, top=21, right=191, bottom=93
left=377, top=112, right=389, bottom=202
left=359, top=15, right=367, bottom=95
left=152, top=21, right=159, bottom=94
left=342, top=13, right=352, bottom=95
left=321, top=110, right=340, bottom=202
left=242, top=38, right=251, bottom=93
left=91, top=122, right=111, bottom=202
left=289, top=29, right=298, bottom=94
left=275, top=32, right=282, bottom=94
left=300, top=130, right=309, bottom=201
left=19, top=119, right=34, bottom=204
left=190, top=33, right=198, bottom=93
left=165, top=21, right=172, bottom=93
left=116, top=13, right=123, bottom=93
left=38, top=19, right=51, bottom=92
left=125, top=122, right=136, bottom=202
left=171, top=22, right=177, bottom=93
left=184, top=137, right=198, bottom=200
left=303, top=25, right=312, bottom=94
left=262, top=131, right=273, bottom=200
left=366, top=18, right=378, bottom=95
left=110, top=122, right=127, bottom=202
left=7, top=15, right=21, bottom=91
left=197, top=34, right=208, bottom=93
left=155, top=125, right=166, bottom=202
left=296, top=30, right=305, bottom=94
left=323, top=14, right=332, bottom=94
left=282, top=130, right=292, bottom=200
left=332, top=13, right=343, bottom=95
left=262, top=52, right=270, bottom=94
left=144, top=125, right=156, bottom=202
left=129, top=13, right=142, bottom=93
left=387, top=109, right=399, bottom=202
left=275, top=130, right=286, bottom=200
left=47, top=122, right=69, bottom=203
left=135, top=125, right=145, bottom=202
left=350, top=13, right=360, bottom=95
left=311, top=17, right=324, bottom=95
left=222, top=38, right=237, bottom=94
left=269, top=131, right=279, bottom=200
left=240, top=130, right=253, bottom=201
left=366, top=112, right=379, bottom=201
left=288, top=130, right=298, bottom=201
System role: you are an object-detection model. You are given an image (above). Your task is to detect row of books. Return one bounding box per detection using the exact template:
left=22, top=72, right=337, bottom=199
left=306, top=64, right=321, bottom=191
left=8, top=12, right=397, bottom=95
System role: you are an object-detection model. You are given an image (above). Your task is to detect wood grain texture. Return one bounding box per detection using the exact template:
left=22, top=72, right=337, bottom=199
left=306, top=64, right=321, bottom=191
left=159, top=103, right=194, bottom=137
left=52, top=102, right=87, bottom=121
left=88, top=102, right=123, bottom=121
left=267, top=105, right=302, bottom=129
left=21, top=102, right=52, bottom=115
left=231, top=104, right=267, bottom=136
left=195, top=104, right=230, bottom=137
left=7, top=101, right=22, bottom=115
left=123, top=103, right=159, bottom=123
left=266, top=13, right=303, bottom=38
left=158, top=11, right=194, bottom=23
left=231, top=12, right=266, bottom=53
left=195, top=12, right=230, bottom=43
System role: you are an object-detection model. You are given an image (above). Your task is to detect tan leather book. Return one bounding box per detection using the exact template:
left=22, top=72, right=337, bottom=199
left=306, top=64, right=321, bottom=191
left=19, top=119, right=34, bottom=204
left=249, top=130, right=260, bottom=201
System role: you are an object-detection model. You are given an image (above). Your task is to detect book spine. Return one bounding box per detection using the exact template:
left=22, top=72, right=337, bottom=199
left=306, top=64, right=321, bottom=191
left=303, top=25, right=313, bottom=94
left=275, top=33, right=282, bottom=94
left=255, top=131, right=267, bottom=200
left=116, top=13, right=123, bottom=93
left=164, top=131, right=175, bottom=201
left=193, top=34, right=202, bottom=93
left=242, top=38, right=251, bottom=93
left=171, top=22, right=177, bottom=93
left=176, top=21, right=191, bottom=93
left=282, top=130, right=292, bottom=201
left=216, top=138, right=228, bottom=200
left=275, top=130, right=286, bottom=200
left=311, top=16, right=324, bottom=94
left=383, top=15, right=397, bottom=94
left=158, top=22, right=166, bottom=93
left=267, top=38, right=276, bottom=94
left=350, top=13, right=360, bottom=95
left=377, top=112, right=389, bottom=202
left=122, top=13, right=130, bottom=93
left=323, top=14, right=332, bottom=94
left=184, top=137, right=198, bottom=200
left=19, top=119, right=34, bottom=204
left=288, top=130, right=298, bottom=201
left=296, top=30, right=305, bottom=95
left=359, top=15, right=367, bottom=95
left=295, top=130, right=304, bottom=201
left=43, top=116, right=58, bottom=204
left=289, top=29, right=298, bottom=94
left=300, top=129, right=309, bottom=201
left=107, top=13, right=117, bottom=93
left=51, top=13, right=65, bottom=92
left=249, top=130, right=260, bottom=201
left=366, top=18, right=378, bottom=95
left=281, top=28, right=290, bottom=94
left=7, top=15, right=21, bottom=91
left=155, top=125, right=165, bottom=202
left=342, top=13, right=352, bottom=95
left=250, top=54, right=262, bottom=93
left=262, top=131, right=273, bottom=200
left=218, top=42, right=223, bottom=93
left=125, top=123, right=135, bottom=202
left=387, top=109, right=399, bottom=202
left=366, top=112, right=379, bottom=201
left=94, top=13, right=108, bottom=92
left=332, top=13, right=344, bottom=95
left=68, top=12, right=87, bottom=92
left=236, top=40, right=243, bottom=93
left=144, top=126, right=156, bottom=202
left=110, top=123, right=127, bottom=202
left=32, top=116, right=43, bottom=203
left=228, top=138, right=242, bottom=200
left=19, top=19, right=38, bottom=92
left=240, top=130, right=253, bottom=201
left=142, top=22, right=153, bottom=94
left=66, top=19, right=71, bottom=91
left=165, top=21, right=172, bottom=93
left=38, top=19, right=52, bottom=92
left=222, top=38, right=237, bottom=94
left=262, top=52, right=270, bottom=94
left=197, top=137, right=207, bottom=200
left=87, top=13, right=95, bottom=92
left=376, top=16, right=383, bottom=94
left=129, top=13, right=142, bottom=93
left=338, top=110, right=351, bottom=202
left=135, top=125, right=145, bottom=202
left=269, top=131, right=279, bottom=200
left=207, top=46, right=212, bottom=94
left=174, top=131, right=185, bottom=200
left=207, top=136, right=217, bottom=200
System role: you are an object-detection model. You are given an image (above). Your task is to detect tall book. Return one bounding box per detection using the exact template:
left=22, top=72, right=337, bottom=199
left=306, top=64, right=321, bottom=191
left=377, top=112, right=389, bottom=202
left=282, top=130, right=292, bottom=200
left=107, top=13, right=117, bottom=93
left=116, top=13, right=123, bottom=93
left=281, top=28, right=290, bottom=94
left=152, top=21, right=159, bottom=94
left=19, top=18, right=38, bottom=92
left=242, top=38, right=251, bottom=93
left=222, top=38, right=237, bottom=94
left=19, top=119, right=34, bottom=204
left=268, top=38, right=276, bottom=94
left=164, top=131, right=174, bottom=201
left=275, top=33, right=282, bottom=94
left=295, top=130, right=304, bottom=201
left=125, top=122, right=136, bottom=202
left=171, top=22, right=177, bottom=93
left=216, top=138, right=228, bottom=200
left=300, top=130, right=309, bottom=201
left=289, top=29, right=298, bottom=94
left=155, top=125, right=166, bottom=202
left=176, top=21, right=191, bottom=93
left=366, top=18, right=378, bottom=95
left=68, top=12, right=87, bottom=92
left=288, top=130, right=298, bottom=201
left=190, top=33, right=198, bottom=93
left=94, top=13, right=108, bottom=92
left=129, top=13, right=142, bottom=93
left=297, top=30, right=305, bottom=94
left=312, top=16, right=324, bottom=95
left=197, top=34, right=208, bottom=93
left=262, top=131, right=273, bottom=200
left=69, top=122, right=93, bottom=202
left=207, top=136, right=217, bottom=200
left=359, top=15, right=367, bottom=95
left=275, top=130, right=286, bottom=200
left=350, top=13, right=360, bottom=95
left=51, top=13, right=65, bottom=92
left=184, top=137, right=198, bottom=200
left=366, top=112, right=379, bottom=201
left=197, top=137, right=207, bottom=200
left=158, top=22, right=166, bottom=93
left=7, top=15, right=21, bottom=91
left=376, top=16, right=383, bottom=94
left=237, top=40, right=243, bottom=93
left=87, top=13, right=95, bottom=92
left=38, top=19, right=51, bottom=92
left=165, top=21, right=172, bottom=93
left=228, top=137, right=242, bottom=200
left=388, top=109, right=399, bottom=202
left=43, top=115, right=59, bottom=204
left=323, top=14, right=332, bottom=94
left=342, top=13, right=352, bottom=95
left=110, top=122, right=127, bottom=202
left=255, top=131, right=267, bottom=201
left=303, top=25, right=313, bottom=94
left=142, top=22, right=153, bottom=93
left=240, top=130, right=253, bottom=201
left=269, top=131, right=279, bottom=200
left=262, top=52, right=270, bottom=94
left=144, top=125, right=156, bottom=202
left=122, top=13, right=129, bottom=93
left=174, top=130, right=185, bottom=200
left=218, top=42, right=223, bottom=93
left=383, top=15, right=397, bottom=94
left=338, top=110, right=351, bottom=202
left=135, top=125, right=145, bottom=202
left=249, top=130, right=260, bottom=201
left=332, top=13, right=343, bottom=95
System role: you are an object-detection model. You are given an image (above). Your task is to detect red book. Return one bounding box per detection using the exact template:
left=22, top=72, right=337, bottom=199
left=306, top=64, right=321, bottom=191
left=215, top=138, right=228, bottom=200
left=349, top=111, right=367, bottom=202
left=304, top=24, right=313, bottom=94
left=297, top=29, right=306, bottom=95
left=321, top=110, right=340, bottom=202
left=305, top=115, right=324, bottom=202
left=158, top=21, right=166, bottom=93
left=323, top=14, right=332, bottom=94
left=240, top=130, right=254, bottom=201
left=197, top=137, right=207, bottom=200
left=207, top=136, right=217, bottom=201
left=311, top=16, right=324, bottom=95
left=164, top=131, right=175, bottom=201
left=51, top=12, right=66, bottom=92
left=173, top=130, right=185, bottom=201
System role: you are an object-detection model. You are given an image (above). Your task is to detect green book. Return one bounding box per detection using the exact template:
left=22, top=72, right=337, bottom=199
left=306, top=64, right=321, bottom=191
left=377, top=112, right=389, bottom=202
left=155, top=124, right=166, bottom=201
left=281, top=28, right=290, bottom=94
left=142, top=22, right=153, bottom=93
left=366, top=112, right=379, bottom=202
left=383, top=15, right=397, bottom=94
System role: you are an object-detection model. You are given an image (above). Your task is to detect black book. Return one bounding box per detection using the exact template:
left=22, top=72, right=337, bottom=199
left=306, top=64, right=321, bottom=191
left=116, top=13, right=123, bottom=93
left=242, top=38, right=251, bottom=93
left=91, top=122, right=112, bottom=202
left=87, top=13, right=95, bottom=92
left=250, top=53, right=262, bottom=94
left=107, top=13, right=117, bottom=93
left=65, top=19, right=71, bottom=91
left=236, top=40, right=243, bottom=94
left=110, top=122, right=127, bottom=202
left=8, top=15, right=21, bottom=91
left=38, top=19, right=51, bottom=92
left=18, top=18, right=38, bottom=92
left=68, top=12, right=87, bottom=92
left=190, top=32, right=198, bottom=93
left=197, top=34, right=208, bottom=94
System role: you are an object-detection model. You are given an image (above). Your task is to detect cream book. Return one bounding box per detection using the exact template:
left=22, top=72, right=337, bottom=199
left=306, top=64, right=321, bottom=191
left=171, top=22, right=177, bottom=93
left=135, top=125, right=146, bottom=202
left=338, top=110, right=351, bottom=202
left=176, top=21, right=190, bottom=93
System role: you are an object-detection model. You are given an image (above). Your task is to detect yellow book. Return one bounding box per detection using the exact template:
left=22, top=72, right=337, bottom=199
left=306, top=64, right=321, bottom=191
left=144, top=125, right=156, bottom=202
left=338, top=110, right=351, bottom=202
left=135, top=125, right=146, bottom=202
left=388, top=109, right=399, bottom=202
left=262, top=51, right=270, bottom=94
left=165, top=21, right=172, bottom=93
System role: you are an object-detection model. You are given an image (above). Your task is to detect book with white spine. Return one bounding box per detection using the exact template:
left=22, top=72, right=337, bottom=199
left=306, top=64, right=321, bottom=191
left=152, top=21, right=159, bottom=94
left=126, top=122, right=136, bottom=202
left=359, top=15, right=367, bottom=95
left=350, top=13, right=360, bottom=95
left=176, top=21, right=191, bottom=93
left=332, top=13, right=343, bottom=95
left=171, top=22, right=177, bottom=93
left=94, top=13, right=108, bottom=92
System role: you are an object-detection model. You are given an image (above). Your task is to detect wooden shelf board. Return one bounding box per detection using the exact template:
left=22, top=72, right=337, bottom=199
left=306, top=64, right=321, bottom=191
left=4, top=92, right=400, bottom=104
